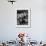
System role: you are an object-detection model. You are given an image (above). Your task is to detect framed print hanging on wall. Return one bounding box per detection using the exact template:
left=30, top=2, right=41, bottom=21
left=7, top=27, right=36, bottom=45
left=16, top=8, right=31, bottom=28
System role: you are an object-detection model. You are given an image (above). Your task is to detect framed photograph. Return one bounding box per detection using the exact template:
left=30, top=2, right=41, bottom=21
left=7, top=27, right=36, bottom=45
left=16, top=8, right=31, bottom=28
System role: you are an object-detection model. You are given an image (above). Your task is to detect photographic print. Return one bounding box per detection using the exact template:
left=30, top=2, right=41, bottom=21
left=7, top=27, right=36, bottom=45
left=16, top=8, right=31, bottom=28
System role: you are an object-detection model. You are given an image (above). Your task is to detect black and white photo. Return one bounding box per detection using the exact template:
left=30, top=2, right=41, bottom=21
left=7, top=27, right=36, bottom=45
left=17, top=10, right=28, bottom=25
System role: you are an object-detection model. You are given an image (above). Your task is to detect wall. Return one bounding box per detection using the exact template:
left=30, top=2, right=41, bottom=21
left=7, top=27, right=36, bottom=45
left=0, top=0, right=46, bottom=42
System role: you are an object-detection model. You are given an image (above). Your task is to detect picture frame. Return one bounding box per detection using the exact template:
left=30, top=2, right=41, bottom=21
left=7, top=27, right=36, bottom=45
left=16, top=8, right=31, bottom=28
